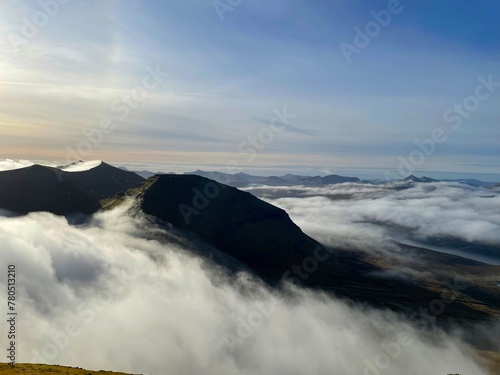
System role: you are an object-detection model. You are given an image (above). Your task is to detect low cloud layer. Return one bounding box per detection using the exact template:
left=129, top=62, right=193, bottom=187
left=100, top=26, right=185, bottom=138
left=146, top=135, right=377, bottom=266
left=246, top=182, right=500, bottom=264
left=0, top=159, right=103, bottom=172
left=0, top=159, right=35, bottom=171
left=0, top=200, right=491, bottom=374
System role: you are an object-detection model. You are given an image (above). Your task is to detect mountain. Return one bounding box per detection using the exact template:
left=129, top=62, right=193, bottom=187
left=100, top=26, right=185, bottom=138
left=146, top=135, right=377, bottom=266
left=403, top=175, right=438, bottom=183
left=0, top=165, right=100, bottom=215
left=0, top=162, right=143, bottom=215
left=184, top=170, right=264, bottom=187
left=443, top=178, right=495, bottom=187
left=281, top=173, right=308, bottom=183
left=303, top=174, right=360, bottom=184
left=2, top=164, right=497, bottom=351
left=61, top=161, right=144, bottom=200
left=117, top=175, right=500, bottom=338
left=184, top=170, right=360, bottom=187
left=137, top=174, right=342, bottom=283
left=119, top=167, right=499, bottom=188
left=400, top=175, right=499, bottom=186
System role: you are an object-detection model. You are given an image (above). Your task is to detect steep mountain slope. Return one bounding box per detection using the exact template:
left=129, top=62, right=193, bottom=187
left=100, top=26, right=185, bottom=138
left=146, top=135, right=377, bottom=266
left=139, top=174, right=340, bottom=282
left=62, top=161, right=144, bottom=200
left=120, top=175, right=500, bottom=349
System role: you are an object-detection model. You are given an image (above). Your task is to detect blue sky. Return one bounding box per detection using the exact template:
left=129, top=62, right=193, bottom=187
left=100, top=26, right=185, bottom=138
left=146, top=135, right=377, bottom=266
left=0, top=0, right=499, bottom=179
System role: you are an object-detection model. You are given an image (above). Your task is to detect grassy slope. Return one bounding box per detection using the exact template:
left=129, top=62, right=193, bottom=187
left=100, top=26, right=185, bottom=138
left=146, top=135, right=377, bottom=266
left=0, top=363, right=137, bottom=374
left=0, top=355, right=498, bottom=375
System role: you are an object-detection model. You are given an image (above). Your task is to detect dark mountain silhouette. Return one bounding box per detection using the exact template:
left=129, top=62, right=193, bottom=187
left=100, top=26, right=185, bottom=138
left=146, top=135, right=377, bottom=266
left=0, top=162, right=143, bottom=215
left=184, top=170, right=360, bottom=187
left=403, top=175, right=438, bottom=183
left=0, top=165, right=99, bottom=215
left=62, top=161, right=144, bottom=200
left=443, top=178, right=495, bottom=187
left=281, top=173, right=308, bottom=183
left=303, top=174, right=360, bottom=184
left=137, top=174, right=345, bottom=284
left=134, top=168, right=499, bottom=187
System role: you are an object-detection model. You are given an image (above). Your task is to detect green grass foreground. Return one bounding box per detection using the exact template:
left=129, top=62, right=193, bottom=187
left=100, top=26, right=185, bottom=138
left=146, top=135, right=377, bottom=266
left=0, top=363, right=139, bottom=375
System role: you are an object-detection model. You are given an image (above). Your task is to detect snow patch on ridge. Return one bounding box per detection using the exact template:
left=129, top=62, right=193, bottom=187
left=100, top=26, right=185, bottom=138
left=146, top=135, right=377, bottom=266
left=59, top=160, right=103, bottom=172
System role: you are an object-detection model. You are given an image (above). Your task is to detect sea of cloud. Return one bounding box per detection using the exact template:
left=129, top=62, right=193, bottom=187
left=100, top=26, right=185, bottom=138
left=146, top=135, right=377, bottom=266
left=245, top=181, right=500, bottom=264
left=0, top=196, right=492, bottom=375
left=0, top=159, right=102, bottom=172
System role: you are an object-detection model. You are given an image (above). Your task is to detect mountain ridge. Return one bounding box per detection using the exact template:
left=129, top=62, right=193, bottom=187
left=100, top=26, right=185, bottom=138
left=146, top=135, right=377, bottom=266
left=136, top=174, right=343, bottom=284
left=0, top=162, right=144, bottom=215
left=183, top=170, right=361, bottom=187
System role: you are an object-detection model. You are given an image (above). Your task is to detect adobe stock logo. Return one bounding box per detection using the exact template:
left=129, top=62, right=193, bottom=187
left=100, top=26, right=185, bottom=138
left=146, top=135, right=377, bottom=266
left=65, top=64, right=168, bottom=164
left=339, top=0, right=409, bottom=63
left=213, top=0, right=243, bottom=21
left=385, top=74, right=500, bottom=181
left=5, top=0, right=71, bottom=53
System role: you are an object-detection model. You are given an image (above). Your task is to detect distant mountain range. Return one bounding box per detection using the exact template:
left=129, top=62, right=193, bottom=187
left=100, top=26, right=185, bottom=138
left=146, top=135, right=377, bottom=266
left=123, top=167, right=498, bottom=188
left=0, top=161, right=497, bottom=216
left=402, top=174, right=496, bottom=187
left=1, top=160, right=499, bottom=349
left=183, top=170, right=361, bottom=187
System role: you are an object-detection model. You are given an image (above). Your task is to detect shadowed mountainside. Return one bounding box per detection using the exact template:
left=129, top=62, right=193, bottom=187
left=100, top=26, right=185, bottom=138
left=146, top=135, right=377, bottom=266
left=109, top=174, right=500, bottom=348
left=138, top=174, right=341, bottom=283
left=62, top=161, right=144, bottom=200
left=0, top=162, right=143, bottom=215
left=0, top=165, right=100, bottom=215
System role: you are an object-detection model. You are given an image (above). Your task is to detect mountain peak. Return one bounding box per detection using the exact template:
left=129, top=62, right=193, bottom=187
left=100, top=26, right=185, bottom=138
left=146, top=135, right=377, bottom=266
left=137, top=174, right=335, bottom=282
left=403, top=175, right=437, bottom=183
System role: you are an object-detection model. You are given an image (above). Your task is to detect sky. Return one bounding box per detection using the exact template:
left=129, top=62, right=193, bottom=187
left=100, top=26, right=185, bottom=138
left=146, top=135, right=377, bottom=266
left=0, top=0, right=499, bottom=180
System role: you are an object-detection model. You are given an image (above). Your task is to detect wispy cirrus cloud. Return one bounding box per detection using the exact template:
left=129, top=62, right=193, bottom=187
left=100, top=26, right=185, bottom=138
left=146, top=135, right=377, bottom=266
left=0, top=1, right=499, bottom=173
